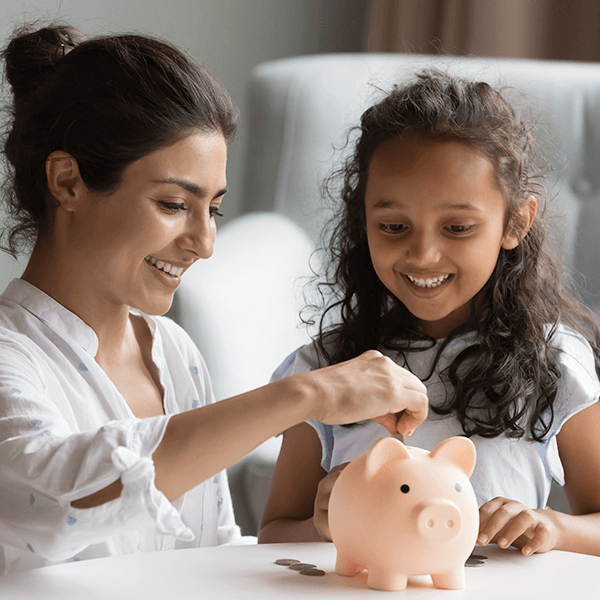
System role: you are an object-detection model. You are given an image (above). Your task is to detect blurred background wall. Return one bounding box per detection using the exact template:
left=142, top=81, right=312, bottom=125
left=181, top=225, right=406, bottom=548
left=368, top=0, right=600, bottom=61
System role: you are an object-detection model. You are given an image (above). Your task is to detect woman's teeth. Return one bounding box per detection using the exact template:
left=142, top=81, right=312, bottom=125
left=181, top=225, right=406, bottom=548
left=406, top=274, right=450, bottom=288
left=145, top=256, right=184, bottom=277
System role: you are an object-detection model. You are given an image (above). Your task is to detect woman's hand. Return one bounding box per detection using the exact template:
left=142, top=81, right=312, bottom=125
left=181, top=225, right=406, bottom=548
left=313, top=463, right=349, bottom=541
left=477, top=497, right=560, bottom=556
left=307, top=350, right=428, bottom=435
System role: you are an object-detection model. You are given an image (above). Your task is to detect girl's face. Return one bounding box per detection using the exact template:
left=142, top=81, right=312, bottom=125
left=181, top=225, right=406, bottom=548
left=68, top=132, right=228, bottom=316
left=364, top=132, right=522, bottom=339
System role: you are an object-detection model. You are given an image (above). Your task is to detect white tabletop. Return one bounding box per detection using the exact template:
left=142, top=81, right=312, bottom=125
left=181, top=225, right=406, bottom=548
left=0, top=542, right=598, bottom=599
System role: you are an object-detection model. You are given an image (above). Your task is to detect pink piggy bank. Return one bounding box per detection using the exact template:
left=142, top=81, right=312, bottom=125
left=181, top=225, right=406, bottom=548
left=328, top=436, right=478, bottom=591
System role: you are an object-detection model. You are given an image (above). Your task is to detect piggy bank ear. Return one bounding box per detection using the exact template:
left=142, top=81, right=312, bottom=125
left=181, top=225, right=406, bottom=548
left=429, top=436, right=476, bottom=477
left=365, top=437, right=411, bottom=480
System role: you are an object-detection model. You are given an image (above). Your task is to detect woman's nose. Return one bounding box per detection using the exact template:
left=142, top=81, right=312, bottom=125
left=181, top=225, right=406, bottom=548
left=180, top=211, right=216, bottom=259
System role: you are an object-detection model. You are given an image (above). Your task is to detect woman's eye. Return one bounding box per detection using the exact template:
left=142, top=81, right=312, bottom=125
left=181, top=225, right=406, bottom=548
left=448, top=225, right=473, bottom=234
left=209, top=206, right=224, bottom=219
left=381, top=223, right=406, bottom=233
left=159, top=201, right=187, bottom=212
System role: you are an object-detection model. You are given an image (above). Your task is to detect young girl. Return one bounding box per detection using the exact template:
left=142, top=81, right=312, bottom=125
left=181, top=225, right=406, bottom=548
left=259, top=71, right=600, bottom=557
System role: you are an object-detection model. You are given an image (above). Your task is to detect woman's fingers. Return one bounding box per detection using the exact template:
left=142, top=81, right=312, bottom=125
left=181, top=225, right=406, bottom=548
left=314, top=350, right=428, bottom=430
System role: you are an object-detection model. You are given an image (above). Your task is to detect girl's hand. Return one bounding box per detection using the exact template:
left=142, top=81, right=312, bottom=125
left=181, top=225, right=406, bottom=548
left=309, top=350, right=428, bottom=435
left=313, top=463, right=349, bottom=541
left=477, top=497, right=560, bottom=556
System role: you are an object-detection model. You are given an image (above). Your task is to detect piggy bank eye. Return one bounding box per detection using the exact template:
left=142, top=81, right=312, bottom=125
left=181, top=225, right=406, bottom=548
left=455, top=483, right=462, bottom=492
left=400, top=484, right=410, bottom=494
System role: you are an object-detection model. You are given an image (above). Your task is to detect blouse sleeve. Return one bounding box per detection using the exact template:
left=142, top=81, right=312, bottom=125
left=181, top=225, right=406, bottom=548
left=543, top=326, right=600, bottom=485
left=0, top=341, right=193, bottom=562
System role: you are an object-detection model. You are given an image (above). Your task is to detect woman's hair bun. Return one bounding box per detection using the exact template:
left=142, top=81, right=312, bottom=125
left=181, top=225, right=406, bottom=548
left=2, top=24, right=85, bottom=101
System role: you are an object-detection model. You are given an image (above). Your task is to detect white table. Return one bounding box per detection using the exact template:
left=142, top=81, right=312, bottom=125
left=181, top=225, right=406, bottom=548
left=0, top=542, right=598, bottom=599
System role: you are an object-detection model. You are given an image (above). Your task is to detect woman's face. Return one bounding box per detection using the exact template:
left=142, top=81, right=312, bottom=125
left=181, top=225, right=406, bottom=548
left=70, top=132, right=228, bottom=316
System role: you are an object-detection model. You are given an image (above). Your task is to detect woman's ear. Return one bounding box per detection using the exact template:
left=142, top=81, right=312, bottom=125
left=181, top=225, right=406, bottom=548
left=46, top=151, right=87, bottom=212
left=501, top=195, right=538, bottom=250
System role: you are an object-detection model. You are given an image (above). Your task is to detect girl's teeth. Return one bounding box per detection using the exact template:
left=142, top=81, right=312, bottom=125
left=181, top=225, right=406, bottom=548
left=407, top=274, right=449, bottom=288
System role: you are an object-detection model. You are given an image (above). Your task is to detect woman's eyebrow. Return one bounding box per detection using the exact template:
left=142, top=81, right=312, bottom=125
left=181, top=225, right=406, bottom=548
left=153, top=177, right=228, bottom=199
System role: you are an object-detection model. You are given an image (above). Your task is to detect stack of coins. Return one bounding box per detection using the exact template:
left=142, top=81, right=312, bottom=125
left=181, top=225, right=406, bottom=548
left=465, top=553, right=488, bottom=567
left=274, top=558, right=326, bottom=576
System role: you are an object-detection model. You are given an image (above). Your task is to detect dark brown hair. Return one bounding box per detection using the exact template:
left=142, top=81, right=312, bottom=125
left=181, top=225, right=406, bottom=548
left=310, top=70, right=600, bottom=442
left=1, top=24, right=238, bottom=255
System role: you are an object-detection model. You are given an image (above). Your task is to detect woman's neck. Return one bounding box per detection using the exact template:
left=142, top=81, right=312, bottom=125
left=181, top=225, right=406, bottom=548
left=22, top=237, right=133, bottom=354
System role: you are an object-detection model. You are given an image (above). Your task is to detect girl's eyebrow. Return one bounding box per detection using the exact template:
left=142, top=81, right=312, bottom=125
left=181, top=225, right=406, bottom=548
left=152, top=177, right=228, bottom=200
left=438, top=203, right=482, bottom=212
left=372, top=199, right=481, bottom=212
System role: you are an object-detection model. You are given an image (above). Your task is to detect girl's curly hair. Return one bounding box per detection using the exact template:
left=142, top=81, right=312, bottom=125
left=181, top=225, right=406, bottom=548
left=309, top=70, right=600, bottom=442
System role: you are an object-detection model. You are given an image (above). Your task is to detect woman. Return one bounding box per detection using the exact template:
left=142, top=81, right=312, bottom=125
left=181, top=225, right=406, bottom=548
left=0, top=25, right=428, bottom=574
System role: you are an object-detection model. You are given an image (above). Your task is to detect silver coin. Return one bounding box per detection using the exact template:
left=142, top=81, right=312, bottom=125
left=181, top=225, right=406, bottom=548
left=275, top=558, right=300, bottom=566
left=299, top=568, right=326, bottom=576
left=289, top=562, right=317, bottom=571
left=465, top=558, right=485, bottom=567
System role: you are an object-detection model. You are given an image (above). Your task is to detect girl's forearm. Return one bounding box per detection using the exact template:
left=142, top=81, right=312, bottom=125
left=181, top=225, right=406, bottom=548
left=258, top=517, right=325, bottom=543
left=547, top=509, right=600, bottom=557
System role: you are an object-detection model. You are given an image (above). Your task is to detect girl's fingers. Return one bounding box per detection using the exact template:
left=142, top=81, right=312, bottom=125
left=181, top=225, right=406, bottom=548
left=477, top=497, right=517, bottom=545
left=478, top=499, right=556, bottom=556
left=313, top=464, right=348, bottom=541
left=520, top=523, right=552, bottom=556
left=492, top=511, right=535, bottom=549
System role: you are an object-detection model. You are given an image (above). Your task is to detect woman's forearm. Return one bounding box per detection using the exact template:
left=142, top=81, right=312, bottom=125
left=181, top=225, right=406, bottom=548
left=71, top=350, right=429, bottom=507
left=152, top=377, right=312, bottom=501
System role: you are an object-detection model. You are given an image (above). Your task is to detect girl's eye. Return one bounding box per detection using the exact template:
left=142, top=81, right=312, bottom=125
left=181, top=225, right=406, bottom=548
left=448, top=225, right=473, bottom=234
left=210, top=206, right=224, bottom=219
left=380, top=223, right=406, bottom=233
left=159, top=201, right=187, bottom=212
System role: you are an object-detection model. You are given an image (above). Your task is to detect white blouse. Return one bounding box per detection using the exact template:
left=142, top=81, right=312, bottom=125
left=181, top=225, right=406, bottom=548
left=272, top=326, right=600, bottom=510
left=0, top=278, right=240, bottom=575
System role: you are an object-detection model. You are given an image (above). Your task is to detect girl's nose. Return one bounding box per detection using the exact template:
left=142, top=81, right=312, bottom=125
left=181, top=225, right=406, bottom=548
left=179, top=211, right=216, bottom=259
left=404, top=230, right=441, bottom=266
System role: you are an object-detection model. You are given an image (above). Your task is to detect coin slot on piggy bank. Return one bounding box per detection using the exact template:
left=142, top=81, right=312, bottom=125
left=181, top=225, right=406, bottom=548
left=328, top=436, right=478, bottom=591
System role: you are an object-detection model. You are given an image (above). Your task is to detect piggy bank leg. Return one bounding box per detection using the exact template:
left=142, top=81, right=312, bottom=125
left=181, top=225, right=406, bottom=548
left=366, top=567, right=408, bottom=591
left=430, top=568, right=465, bottom=590
left=335, top=555, right=364, bottom=578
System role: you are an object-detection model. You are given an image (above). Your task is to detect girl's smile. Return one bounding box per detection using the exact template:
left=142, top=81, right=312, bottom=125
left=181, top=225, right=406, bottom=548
left=404, top=273, right=452, bottom=289
left=364, top=132, right=524, bottom=339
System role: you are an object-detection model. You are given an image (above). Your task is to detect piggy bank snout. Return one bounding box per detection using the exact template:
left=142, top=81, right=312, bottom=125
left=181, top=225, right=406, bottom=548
left=415, top=499, right=462, bottom=542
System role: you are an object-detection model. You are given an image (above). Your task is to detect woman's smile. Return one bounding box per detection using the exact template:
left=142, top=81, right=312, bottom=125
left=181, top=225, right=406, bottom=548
left=145, top=256, right=185, bottom=278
